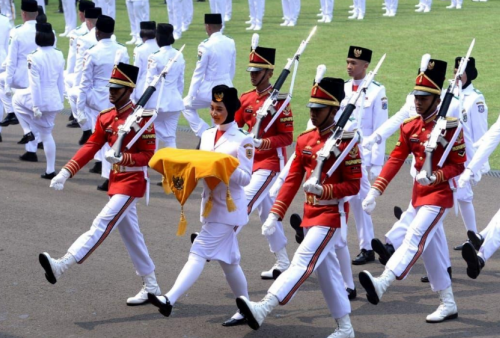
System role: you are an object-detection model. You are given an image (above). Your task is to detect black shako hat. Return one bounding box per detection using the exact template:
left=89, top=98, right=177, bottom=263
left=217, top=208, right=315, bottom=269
left=307, top=77, right=345, bottom=108
left=205, top=13, right=222, bottom=25
left=96, top=15, right=115, bottom=34
left=412, top=59, right=447, bottom=96
left=347, top=46, right=372, bottom=63
left=107, top=63, right=139, bottom=89
left=247, top=46, right=276, bottom=72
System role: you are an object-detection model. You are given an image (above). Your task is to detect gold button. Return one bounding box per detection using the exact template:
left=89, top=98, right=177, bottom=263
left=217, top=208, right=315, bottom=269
left=422, top=128, right=425, bottom=131
left=312, top=155, right=316, bottom=159
left=253, top=114, right=256, bottom=117
left=113, top=131, right=116, bottom=135
left=419, top=157, right=423, bottom=160
left=316, top=140, right=320, bottom=144
left=114, top=117, right=118, bottom=121
left=256, top=100, right=260, bottom=103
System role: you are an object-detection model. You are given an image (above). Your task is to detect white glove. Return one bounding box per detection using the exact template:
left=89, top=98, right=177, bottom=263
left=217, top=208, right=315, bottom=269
left=33, top=106, right=42, bottom=119
left=362, top=133, right=381, bottom=150
left=105, top=148, right=123, bottom=164
left=262, top=213, right=278, bottom=236
left=183, top=96, right=194, bottom=107
left=416, top=170, right=436, bottom=186
left=303, top=180, right=323, bottom=197
left=4, top=83, right=13, bottom=97
left=362, top=188, right=381, bottom=214
left=253, top=138, right=263, bottom=148
left=480, top=162, right=490, bottom=175
left=75, top=111, right=87, bottom=125
left=269, top=177, right=283, bottom=199
left=458, top=168, right=472, bottom=188
left=369, top=165, right=382, bottom=181
left=50, top=169, right=71, bottom=191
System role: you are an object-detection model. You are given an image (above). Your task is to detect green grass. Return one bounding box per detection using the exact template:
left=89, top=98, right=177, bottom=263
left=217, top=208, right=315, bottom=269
left=24, top=0, right=500, bottom=166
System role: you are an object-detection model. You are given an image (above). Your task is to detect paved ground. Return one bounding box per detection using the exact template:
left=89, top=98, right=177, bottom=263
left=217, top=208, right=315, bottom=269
left=1, top=114, right=500, bottom=338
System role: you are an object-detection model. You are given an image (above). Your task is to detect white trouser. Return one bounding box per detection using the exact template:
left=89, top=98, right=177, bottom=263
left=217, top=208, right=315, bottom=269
left=283, top=0, right=300, bottom=23
left=68, top=194, right=156, bottom=276
left=126, top=0, right=138, bottom=37
left=237, top=169, right=287, bottom=253
left=386, top=205, right=451, bottom=292
left=389, top=0, right=398, bottom=12
left=423, top=0, right=432, bottom=7
left=183, top=0, right=193, bottom=29
left=281, top=0, right=290, bottom=21
left=320, top=0, right=334, bottom=16
left=100, top=0, right=116, bottom=18
left=353, top=0, right=365, bottom=13
left=210, top=0, right=226, bottom=14
left=350, top=166, right=374, bottom=251
left=11, top=89, right=38, bottom=153
left=182, top=97, right=211, bottom=138
left=268, top=226, right=350, bottom=319
left=126, top=0, right=148, bottom=39
left=0, top=72, right=16, bottom=113
left=225, top=0, right=232, bottom=19
left=451, top=0, right=463, bottom=5
left=154, top=111, right=180, bottom=149
left=190, top=221, right=242, bottom=265
left=61, top=0, right=77, bottom=32
left=478, top=208, right=500, bottom=261
left=166, top=0, right=183, bottom=37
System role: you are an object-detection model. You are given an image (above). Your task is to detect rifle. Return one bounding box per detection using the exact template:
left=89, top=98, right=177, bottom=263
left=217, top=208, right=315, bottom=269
left=303, top=53, right=386, bottom=187
left=422, top=39, right=475, bottom=174
left=252, top=26, right=317, bottom=138
left=112, top=44, right=186, bottom=157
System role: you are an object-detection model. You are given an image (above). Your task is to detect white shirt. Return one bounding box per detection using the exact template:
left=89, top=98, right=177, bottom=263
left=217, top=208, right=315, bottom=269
left=66, top=22, right=89, bottom=74
left=0, top=14, right=11, bottom=69
left=132, top=38, right=159, bottom=103
left=5, top=20, right=37, bottom=88
left=467, top=115, right=500, bottom=175
left=73, top=27, right=98, bottom=85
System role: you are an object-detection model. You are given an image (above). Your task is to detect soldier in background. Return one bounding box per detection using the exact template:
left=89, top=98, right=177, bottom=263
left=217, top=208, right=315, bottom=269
left=132, top=21, right=159, bottom=104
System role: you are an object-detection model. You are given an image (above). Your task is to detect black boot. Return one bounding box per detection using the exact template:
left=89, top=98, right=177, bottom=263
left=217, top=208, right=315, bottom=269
left=79, top=130, right=92, bottom=145
left=352, top=249, right=375, bottom=265
left=19, top=152, right=38, bottom=162
left=462, top=242, right=485, bottom=279
left=467, top=230, right=484, bottom=251
left=97, top=179, right=109, bottom=191
left=0, top=112, right=19, bottom=126
left=38, top=142, right=44, bottom=150
left=347, top=287, right=357, bottom=301
left=371, top=238, right=394, bottom=265
left=89, top=161, right=102, bottom=174
left=18, top=132, right=36, bottom=144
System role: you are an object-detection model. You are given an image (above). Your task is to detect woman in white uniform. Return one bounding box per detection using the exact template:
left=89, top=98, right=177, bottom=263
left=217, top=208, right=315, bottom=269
left=12, top=22, right=65, bottom=178
left=148, top=85, right=255, bottom=327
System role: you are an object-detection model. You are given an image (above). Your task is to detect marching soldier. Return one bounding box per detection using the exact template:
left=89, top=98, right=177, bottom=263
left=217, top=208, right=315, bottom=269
left=144, top=23, right=185, bottom=149
left=12, top=22, right=65, bottom=179
left=236, top=76, right=361, bottom=338
left=148, top=85, right=254, bottom=327
left=39, top=62, right=162, bottom=307
left=344, top=46, right=388, bottom=265
left=359, top=59, right=466, bottom=323
left=132, top=21, right=159, bottom=104
left=0, top=0, right=39, bottom=161
left=234, top=44, right=293, bottom=279
left=182, top=14, right=236, bottom=139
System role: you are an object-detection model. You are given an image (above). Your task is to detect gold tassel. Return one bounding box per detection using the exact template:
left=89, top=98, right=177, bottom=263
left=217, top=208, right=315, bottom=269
left=226, top=187, right=236, bottom=212
left=177, top=206, right=187, bottom=236
left=202, top=191, right=214, bottom=218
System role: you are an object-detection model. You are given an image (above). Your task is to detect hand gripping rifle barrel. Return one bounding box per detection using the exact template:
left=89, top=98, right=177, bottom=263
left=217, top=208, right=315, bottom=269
left=422, top=39, right=475, bottom=174
left=252, top=26, right=317, bottom=138
left=112, top=44, right=186, bottom=157
left=306, top=53, right=386, bottom=185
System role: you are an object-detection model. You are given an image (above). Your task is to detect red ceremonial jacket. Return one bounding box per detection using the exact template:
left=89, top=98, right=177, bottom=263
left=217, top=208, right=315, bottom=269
left=372, top=112, right=466, bottom=208
left=234, top=87, right=293, bottom=172
left=270, top=126, right=362, bottom=228
left=63, top=101, right=156, bottom=197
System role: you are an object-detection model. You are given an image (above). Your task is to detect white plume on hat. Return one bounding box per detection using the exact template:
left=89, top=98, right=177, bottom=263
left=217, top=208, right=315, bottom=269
left=315, top=64, right=327, bottom=84
left=251, top=33, right=259, bottom=51
left=420, top=53, right=431, bottom=72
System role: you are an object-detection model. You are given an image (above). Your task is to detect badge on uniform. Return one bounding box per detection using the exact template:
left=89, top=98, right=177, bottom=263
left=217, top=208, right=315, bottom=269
left=244, top=143, right=253, bottom=159
left=245, top=106, right=253, bottom=114
left=410, top=133, right=419, bottom=143
left=462, top=112, right=468, bottom=123
left=381, top=97, right=388, bottom=110
left=477, top=102, right=485, bottom=113
left=197, top=50, right=203, bottom=61
left=348, top=146, right=358, bottom=158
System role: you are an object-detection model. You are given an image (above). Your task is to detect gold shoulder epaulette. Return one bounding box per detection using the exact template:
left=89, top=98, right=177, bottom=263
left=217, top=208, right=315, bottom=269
left=277, top=93, right=289, bottom=101
left=403, top=115, right=419, bottom=124
left=298, top=128, right=315, bottom=137
left=100, top=107, right=113, bottom=114
left=241, top=88, right=256, bottom=96
left=342, top=131, right=356, bottom=140
left=445, top=117, right=459, bottom=128
left=141, top=109, right=156, bottom=117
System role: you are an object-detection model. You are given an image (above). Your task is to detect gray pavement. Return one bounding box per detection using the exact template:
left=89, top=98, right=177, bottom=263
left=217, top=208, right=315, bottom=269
left=1, top=113, right=500, bottom=338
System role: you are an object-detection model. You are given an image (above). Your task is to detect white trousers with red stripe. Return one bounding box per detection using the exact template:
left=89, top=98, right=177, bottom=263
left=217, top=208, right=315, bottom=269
left=478, top=208, right=500, bottom=262
left=238, top=169, right=287, bottom=253
left=67, top=194, right=156, bottom=276
left=386, top=205, right=451, bottom=292
left=268, top=226, right=351, bottom=319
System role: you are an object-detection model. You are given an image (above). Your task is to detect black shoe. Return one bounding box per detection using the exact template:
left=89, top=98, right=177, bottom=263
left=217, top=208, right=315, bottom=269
left=467, top=230, right=484, bottom=251
left=447, top=266, right=452, bottom=280
left=190, top=232, right=199, bottom=244
left=97, top=179, right=109, bottom=192
left=17, top=131, right=35, bottom=144
left=347, top=287, right=357, bottom=301
left=89, top=161, right=102, bottom=174
left=371, top=238, right=395, bottom=266
left=0, top=112, right=19, bottom=126
left=222, top=316, right=247, bottom=327
left=195, top=138, right=201, bottom=149
left=290, top=213, right=304, bottom=244
left=79, top=130, right=92, bottom=145
left=394, top=206, right=403, bottom=220
left=352, top=249, right=375, bottom=265
left=69, top=114, right=75, bottom=121
left=462, top=242, right=484, bottom=279
left=66, top=119, right=80, bottom=128
left=157, top=181, right=163, bottom=186
left=19, top=152, right=38, bottom=162
left=358, top=271, right=380, bottom=305
left=0, top=133, right=2, bottom=142
left=41, top=172, right=56, bottom=180
left=147, top=293, right=173, bottom=317
left=421, top=276, right=429, bottom=283
left=39, top=253, right=57, bottom=285
left=272, top=269, right=282, bottom=280
left=37, top=142, right=44, bottom=150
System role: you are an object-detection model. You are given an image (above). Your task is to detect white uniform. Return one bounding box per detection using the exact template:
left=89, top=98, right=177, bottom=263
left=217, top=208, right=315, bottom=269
left=95, top=0, right=115, bottom=18
left=209, top=0, right=226, bottom=15
left=12, top=46, right=65, bottom=174
left=225, top=0, right=232, bottom=21
left=65, top=23, right=89, bottom=77
left=166, top=0, right=183, bottom=39
left=145, top=45, right=185, bottom=149
left=132, top=38, right=159, bottom=103
left=182, top=0, right=193, bottom=32
left=319, top=0, right=334, bottom=19
left=126, top=0, right=148, bottom=41
left=248, top=0, right=265, bottom=28
left=183, top=32, right=236, bottom=137
left=342, top=78, right=388, bottom=252
left=281, top=0, right=300, bottom=25
left=61, top=0, right=77, bottom=34
left=0, top=0, right=14, bottom=24
left=0, top=14, right=10, bottom=121
left=163, top=122, right=253, bottom=308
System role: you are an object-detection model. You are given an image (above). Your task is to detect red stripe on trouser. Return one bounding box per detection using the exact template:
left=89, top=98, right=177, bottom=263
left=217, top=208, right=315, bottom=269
left=78, top=197, right=135, bottom=264
left=396, top=207, right=445, bottom=280
left=247, top=171, right=277, bottom=215
left=280, top=227, right=336, bottom=305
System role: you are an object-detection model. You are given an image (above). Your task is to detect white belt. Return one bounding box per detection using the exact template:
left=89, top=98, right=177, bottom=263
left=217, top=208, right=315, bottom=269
left=305, top=194, right=339, bottom=206
left=112, top=165, right=150, bottom=206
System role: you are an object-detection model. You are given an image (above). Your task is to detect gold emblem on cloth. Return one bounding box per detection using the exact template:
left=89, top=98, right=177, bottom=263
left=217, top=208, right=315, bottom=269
left=173, top=176, right=184, bottom=190
left=354, top=49, right=362, bottom=58
left=214, top=92, right=224, bottom=102
left=428, top=61, right=435, bottom=70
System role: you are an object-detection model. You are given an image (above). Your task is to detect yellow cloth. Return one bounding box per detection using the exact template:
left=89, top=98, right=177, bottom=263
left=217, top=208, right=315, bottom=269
left=149, top=148, right=240, bottom=236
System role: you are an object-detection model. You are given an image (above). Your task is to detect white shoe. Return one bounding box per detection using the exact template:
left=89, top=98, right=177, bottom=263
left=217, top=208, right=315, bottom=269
left=325, top=15, right=332, bottom=23
left=426, top=286, right=458, bottom=323
left=224, top=15, right=230, bottom=22
left=127, top=271, right=161, bottom=306
left=456, top=4, right=462, bottom=8
left=446, top=4, right=456, bottom=8
left=357, top=13, right=364, bottom=19
left=317, top=12, right=324, bottom=16
left=327, top=314, right=355, bottom=338
left=349, top=4, right=355, bottom=8
left=181, top=25, right=188, bottom=32
left=280, top=20, right=289, bottom=26
left=348, top=9, right=358, bottom=19
left=415, top=6, right=425, bottom=11
left=39, top=252, right=76, bottom=284
left=388, top=10, right=396, bottom=16
left=348, top=9, right=355, bottom=13
left=236, top=294, right=279, bottom=330
left=415, top=3, right=422, bottom=7
left=359, top=269, right=396, bottom=305
left=261, top=247, right=290, bottom=279
left=246, top=24, right=256, bottom=30
left=59, top=30, right=69, bottom=37
left=423, top=5, right=431, bottom=12
left=383, top=10, right=391, bottom=16
left=287, top=21, right=295, bottom=26
left=245, top=19, right=253, bottom=24
left=126, top=36, right=137, bottom=45
left=173, top=32, right=181, bottom=40
left=253, top=24, right=262, bottom=31
left=318, top=16, right=326, bottom=22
